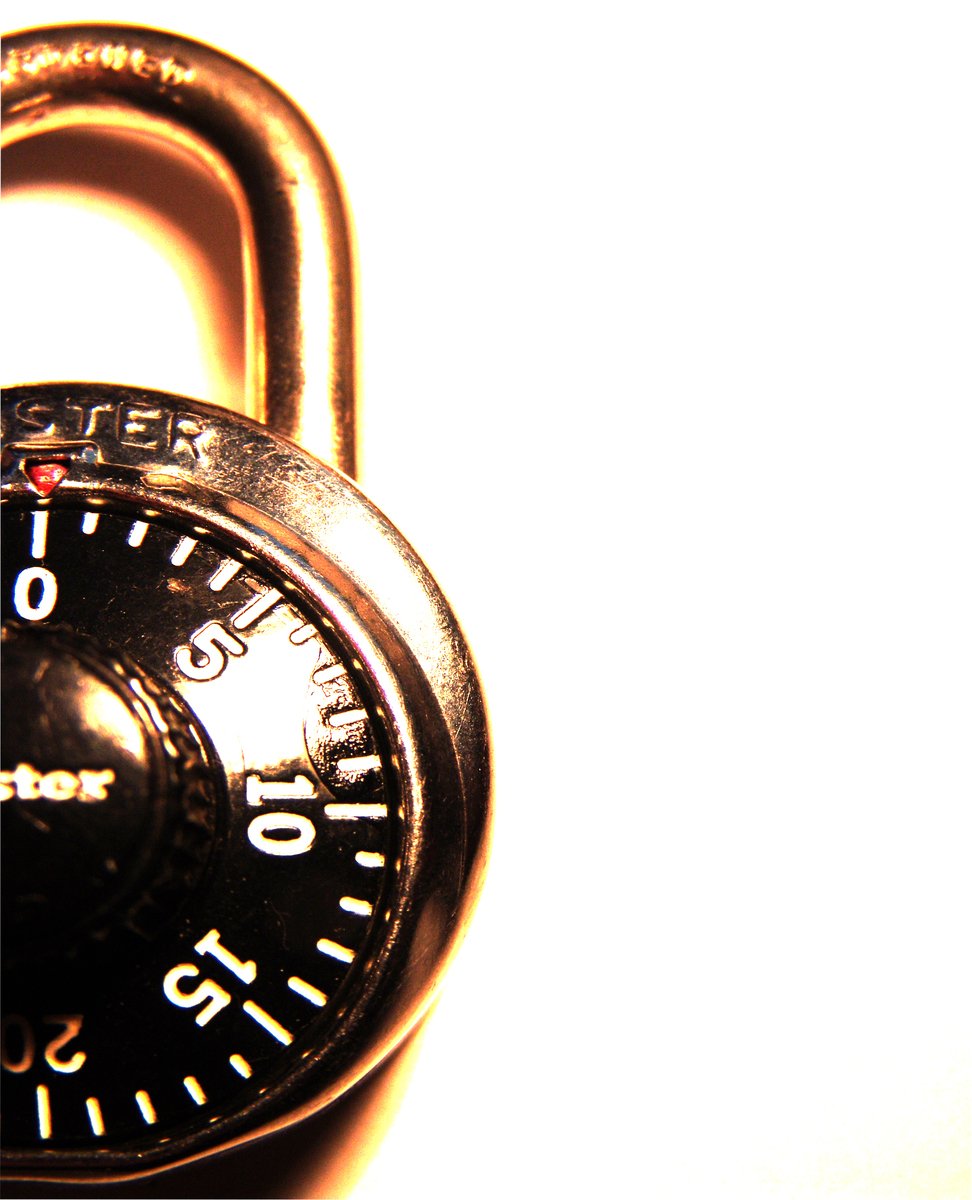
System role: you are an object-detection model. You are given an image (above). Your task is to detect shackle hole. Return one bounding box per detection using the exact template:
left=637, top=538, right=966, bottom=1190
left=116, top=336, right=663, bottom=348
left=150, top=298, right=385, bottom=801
left=2, top=128, right=246, bottom=413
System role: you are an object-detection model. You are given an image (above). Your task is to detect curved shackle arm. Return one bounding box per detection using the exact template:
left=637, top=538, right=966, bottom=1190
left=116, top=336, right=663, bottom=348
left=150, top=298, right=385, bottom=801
left=1, top=25, right=357, bottom=478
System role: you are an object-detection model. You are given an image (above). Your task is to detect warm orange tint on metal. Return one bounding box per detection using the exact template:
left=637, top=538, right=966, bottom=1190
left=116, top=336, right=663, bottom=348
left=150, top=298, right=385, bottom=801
left=2, top=25, right=357, bottom=477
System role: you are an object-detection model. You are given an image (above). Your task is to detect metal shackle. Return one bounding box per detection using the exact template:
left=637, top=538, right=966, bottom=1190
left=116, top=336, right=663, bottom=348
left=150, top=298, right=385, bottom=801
left=2, top=24, right=357, bottom=477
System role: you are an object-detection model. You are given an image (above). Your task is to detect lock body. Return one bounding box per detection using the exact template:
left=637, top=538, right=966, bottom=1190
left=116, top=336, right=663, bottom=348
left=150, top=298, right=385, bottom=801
left=2, top=291, right=487, bottom=1176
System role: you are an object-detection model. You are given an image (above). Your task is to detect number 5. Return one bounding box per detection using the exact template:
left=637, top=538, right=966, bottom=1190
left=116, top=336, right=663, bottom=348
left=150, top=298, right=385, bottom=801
left=175, top=621, right=245, bottom=681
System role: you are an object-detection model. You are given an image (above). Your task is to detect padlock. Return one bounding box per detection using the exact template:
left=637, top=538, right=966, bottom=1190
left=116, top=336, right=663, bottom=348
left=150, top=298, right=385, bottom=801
left=0, top=25, right=490, bottom=1181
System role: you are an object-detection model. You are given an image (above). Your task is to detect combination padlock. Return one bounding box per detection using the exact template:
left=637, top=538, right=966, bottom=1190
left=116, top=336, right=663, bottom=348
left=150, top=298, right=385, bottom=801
left=0, top=25, right=490, bottom=1182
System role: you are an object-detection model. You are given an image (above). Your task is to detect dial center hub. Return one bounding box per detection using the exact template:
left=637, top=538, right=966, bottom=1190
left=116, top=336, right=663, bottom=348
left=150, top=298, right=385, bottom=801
left=1, top=623, right=217, bottom=960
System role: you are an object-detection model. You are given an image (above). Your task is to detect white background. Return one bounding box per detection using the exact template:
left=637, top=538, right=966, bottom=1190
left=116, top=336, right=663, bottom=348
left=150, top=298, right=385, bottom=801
left=3, top=4, right=970, bottom=1198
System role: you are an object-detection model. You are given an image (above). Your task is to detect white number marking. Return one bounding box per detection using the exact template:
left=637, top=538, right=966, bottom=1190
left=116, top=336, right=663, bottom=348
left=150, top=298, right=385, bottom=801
left=163, top=965, right=231, bottom=1026
left=1, top=1014, right=34, bottom=1073
left=242, top=1001, right=293, bottom=1046
left=194, top=929, right=257, bottom=984
left=246, top=774, right=318, bottom=858
left=175, top=621, right=245, bottom=681
left=43, top=1015, right=86, bottom=1073
left=13, top=566, right=58, bottom=621
left=247, top=812, right=317, bottom=856
left=1, top=1013, right=86, bottom=1074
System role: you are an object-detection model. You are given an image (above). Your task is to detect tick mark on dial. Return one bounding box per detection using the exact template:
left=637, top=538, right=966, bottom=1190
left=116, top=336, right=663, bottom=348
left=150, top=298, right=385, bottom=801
left=127, top=521, right=149, bottom=548
left=1, top=505, right=396, bottom=1158
left=313, top=663, right=347, bottom=685
left=328, top=708, right=367, bottom=728
left=36, top=1085, right=51, bottom=1139
left=232, top=587, right=281, bottom=630
left=135, top=1089, right=157, bottom=1125
left=170, top=536, right=198, bottom=566
left=288, top=977, right=328, bottom=1007
left=335, top=755, right=382, bottom=776
left=86, top=1096, right=105, bottom=1136
left=229, top=1054, right=252, bottom=1079
left=325, top=802, right=386, bottom=820
left=242, top=1001, right=293, bottom=1046
left=289, top=622, right=318, bottom=645
left=208, top=559, right=242, bottom=592
left=30, top=510, right=49, bottom=559
left=316, top=938, right=354, bottom=964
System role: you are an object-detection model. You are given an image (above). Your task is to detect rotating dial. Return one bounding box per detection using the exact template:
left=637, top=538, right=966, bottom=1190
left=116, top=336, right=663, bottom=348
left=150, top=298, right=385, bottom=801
left=1, top=498, right=400, bottom=1168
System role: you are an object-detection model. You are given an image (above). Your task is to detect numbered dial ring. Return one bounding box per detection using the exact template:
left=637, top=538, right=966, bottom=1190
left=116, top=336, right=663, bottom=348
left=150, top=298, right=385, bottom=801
left=1, top=500, right=401, bottom=1168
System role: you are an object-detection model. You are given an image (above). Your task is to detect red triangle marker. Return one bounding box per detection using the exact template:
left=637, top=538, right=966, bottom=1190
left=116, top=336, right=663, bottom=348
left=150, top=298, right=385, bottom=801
left=26, top=461, right=70, bottom=497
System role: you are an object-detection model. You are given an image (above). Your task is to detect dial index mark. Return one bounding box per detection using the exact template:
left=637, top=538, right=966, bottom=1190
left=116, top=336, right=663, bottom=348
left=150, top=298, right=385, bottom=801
left=26, top=461, right=69, bottom=497
left=30, top=511, right=49, bottom=559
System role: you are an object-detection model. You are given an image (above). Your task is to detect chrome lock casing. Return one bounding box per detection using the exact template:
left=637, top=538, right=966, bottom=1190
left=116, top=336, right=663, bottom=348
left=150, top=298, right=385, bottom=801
left=1, top=26, right=489, bottom=1182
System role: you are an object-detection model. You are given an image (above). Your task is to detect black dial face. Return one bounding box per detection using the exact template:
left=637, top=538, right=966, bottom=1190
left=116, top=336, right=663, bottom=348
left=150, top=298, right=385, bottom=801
left=1, top=497, right=400, bottom=1167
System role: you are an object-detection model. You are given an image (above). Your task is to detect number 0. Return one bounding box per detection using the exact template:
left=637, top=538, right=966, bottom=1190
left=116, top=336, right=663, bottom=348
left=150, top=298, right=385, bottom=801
left=247, top=812, right=317, bottom=856
left=13, top=567, right=58, bottom=621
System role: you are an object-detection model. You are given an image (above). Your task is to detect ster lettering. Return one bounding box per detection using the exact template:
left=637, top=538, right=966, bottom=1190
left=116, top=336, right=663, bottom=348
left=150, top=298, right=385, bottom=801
left=12, top=397, right=208, bottom=461
left=0, top=764, right=115, bottom=803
